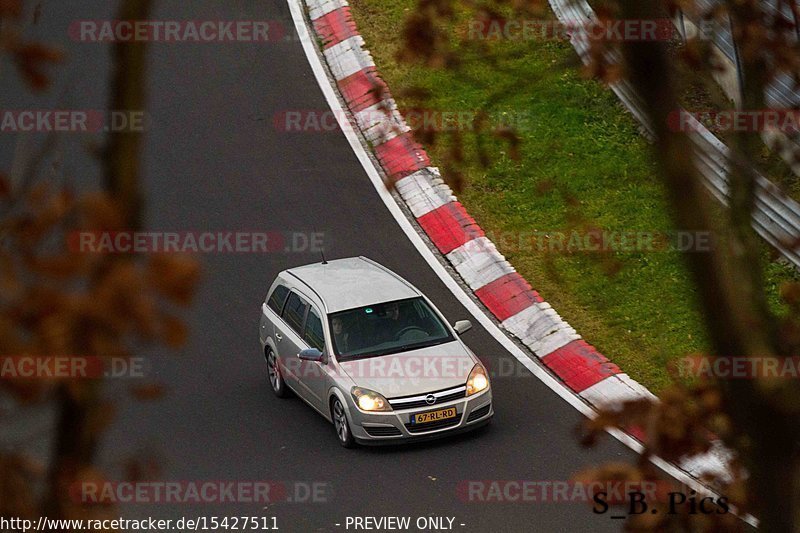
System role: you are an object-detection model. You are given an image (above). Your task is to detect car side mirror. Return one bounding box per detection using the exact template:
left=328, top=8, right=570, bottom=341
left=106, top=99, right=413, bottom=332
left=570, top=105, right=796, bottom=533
left=453, top=320, right=472, bottom=335
left=298, top=348, right=325, bottom=362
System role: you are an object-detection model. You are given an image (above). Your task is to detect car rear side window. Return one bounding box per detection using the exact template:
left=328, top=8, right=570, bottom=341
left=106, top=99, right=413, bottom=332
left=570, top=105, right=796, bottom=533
left=282, top=292, right=308, bottom=335
left=303, top=308, right=325, bottom=352
left=267, top=284, right=290, bottom=314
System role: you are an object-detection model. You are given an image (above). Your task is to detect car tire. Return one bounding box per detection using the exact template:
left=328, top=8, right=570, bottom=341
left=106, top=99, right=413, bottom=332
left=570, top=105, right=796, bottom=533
left=331, top=397, right=355, bottom=448
left=266, top=347, right=289, bottom=398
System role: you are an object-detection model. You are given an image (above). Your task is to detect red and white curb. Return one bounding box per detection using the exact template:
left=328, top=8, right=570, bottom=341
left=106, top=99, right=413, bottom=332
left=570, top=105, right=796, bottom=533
left=301, top=0, right=732, bottom=488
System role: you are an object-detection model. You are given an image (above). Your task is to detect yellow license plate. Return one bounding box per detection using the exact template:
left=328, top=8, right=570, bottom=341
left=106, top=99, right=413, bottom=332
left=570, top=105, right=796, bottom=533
left=412, top=407, right=457, bottom=425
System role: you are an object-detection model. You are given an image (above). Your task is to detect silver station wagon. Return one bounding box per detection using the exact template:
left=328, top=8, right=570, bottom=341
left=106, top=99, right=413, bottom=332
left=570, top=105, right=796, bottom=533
left=258, top=257, right=493, bottom=447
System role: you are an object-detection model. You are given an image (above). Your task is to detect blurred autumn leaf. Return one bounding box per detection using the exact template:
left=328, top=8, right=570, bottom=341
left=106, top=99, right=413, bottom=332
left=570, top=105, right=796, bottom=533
left=0, top=0, right=63, bottom=91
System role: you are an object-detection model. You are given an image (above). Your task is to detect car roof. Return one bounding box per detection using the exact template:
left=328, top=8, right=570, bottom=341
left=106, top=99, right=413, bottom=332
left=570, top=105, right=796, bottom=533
left=284, top=257, right=420, bottom=313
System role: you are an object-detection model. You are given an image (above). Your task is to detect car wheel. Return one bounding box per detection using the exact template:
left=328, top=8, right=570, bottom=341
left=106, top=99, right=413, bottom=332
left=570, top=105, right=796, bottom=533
left=332, top=398, right=355, bottom=448
left=266, top=348, right=289, bottom=398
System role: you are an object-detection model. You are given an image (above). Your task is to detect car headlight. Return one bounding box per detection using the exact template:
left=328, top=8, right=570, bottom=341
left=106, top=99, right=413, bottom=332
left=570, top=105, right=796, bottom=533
left=351, top=387, right=392, bottom=412
left=466, top=364, right=489, bottom=396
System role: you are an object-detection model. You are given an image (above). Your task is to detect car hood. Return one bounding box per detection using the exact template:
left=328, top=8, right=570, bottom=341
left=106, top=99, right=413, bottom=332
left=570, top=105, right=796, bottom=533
left=337, top=341, right=476, bottom=398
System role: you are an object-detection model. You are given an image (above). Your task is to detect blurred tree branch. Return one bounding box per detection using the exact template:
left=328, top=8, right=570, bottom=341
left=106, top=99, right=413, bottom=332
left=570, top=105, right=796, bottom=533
left=616, top=0, right=800, bottom=529
left=44, top=0, right=155, bottom=521
left=396, top=0, right=800, bottom=528
left=103, top=0, right=151, bottom=229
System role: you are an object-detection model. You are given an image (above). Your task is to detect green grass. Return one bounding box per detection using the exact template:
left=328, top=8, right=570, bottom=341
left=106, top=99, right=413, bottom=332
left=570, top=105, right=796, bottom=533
left=348, top=0, right=800, bottom=393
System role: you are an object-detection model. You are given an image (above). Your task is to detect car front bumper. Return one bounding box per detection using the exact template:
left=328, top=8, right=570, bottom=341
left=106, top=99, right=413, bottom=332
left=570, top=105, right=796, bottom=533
left=349, top=389, right=493, bottom=445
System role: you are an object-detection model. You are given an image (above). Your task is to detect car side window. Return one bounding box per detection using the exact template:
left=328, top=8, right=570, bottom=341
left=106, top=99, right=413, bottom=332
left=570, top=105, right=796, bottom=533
left=282, top=292, right=308, bottom=335
left=267, top=284, right=290, bottom=314
left=303, top=307, right=325, bottom=352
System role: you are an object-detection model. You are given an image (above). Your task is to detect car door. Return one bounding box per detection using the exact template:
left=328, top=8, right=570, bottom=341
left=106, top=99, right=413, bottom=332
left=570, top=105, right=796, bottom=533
left=299, top=305, right=330, bottom=412
left=261, top=283, right=289, bottom=346
left=275, top=290, right=309, bottom=393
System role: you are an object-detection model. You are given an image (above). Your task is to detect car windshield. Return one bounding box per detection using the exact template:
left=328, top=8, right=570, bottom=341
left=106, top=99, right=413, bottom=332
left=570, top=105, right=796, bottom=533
left=328, top=297, right=454, bottom=360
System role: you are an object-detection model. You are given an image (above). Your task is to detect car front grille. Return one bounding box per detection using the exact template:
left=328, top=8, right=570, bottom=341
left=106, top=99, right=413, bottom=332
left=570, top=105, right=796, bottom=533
left=405, top=414, right=462, bottom=433
left=364, top=425, right=403, bottom=437
left=388, top=386, right=466, bottom=410
left=466, top=403, right=491, bottom=423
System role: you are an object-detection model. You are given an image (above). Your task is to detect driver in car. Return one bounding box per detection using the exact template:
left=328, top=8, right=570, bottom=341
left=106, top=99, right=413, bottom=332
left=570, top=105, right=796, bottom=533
left=382, top=301, right=426, bottom=342
left=385, top=301, right=408, bottom=324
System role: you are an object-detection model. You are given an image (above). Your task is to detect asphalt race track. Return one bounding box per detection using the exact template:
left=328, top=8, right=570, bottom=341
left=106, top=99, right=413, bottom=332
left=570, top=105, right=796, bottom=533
left=0, top=1, right=712, bottom=531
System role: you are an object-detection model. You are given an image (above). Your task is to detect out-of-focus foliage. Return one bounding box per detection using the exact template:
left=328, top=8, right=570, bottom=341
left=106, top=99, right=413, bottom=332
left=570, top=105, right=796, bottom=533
left=0, top=184, right=200, bottom=401
left=1, top=0, right=198, bottom=526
